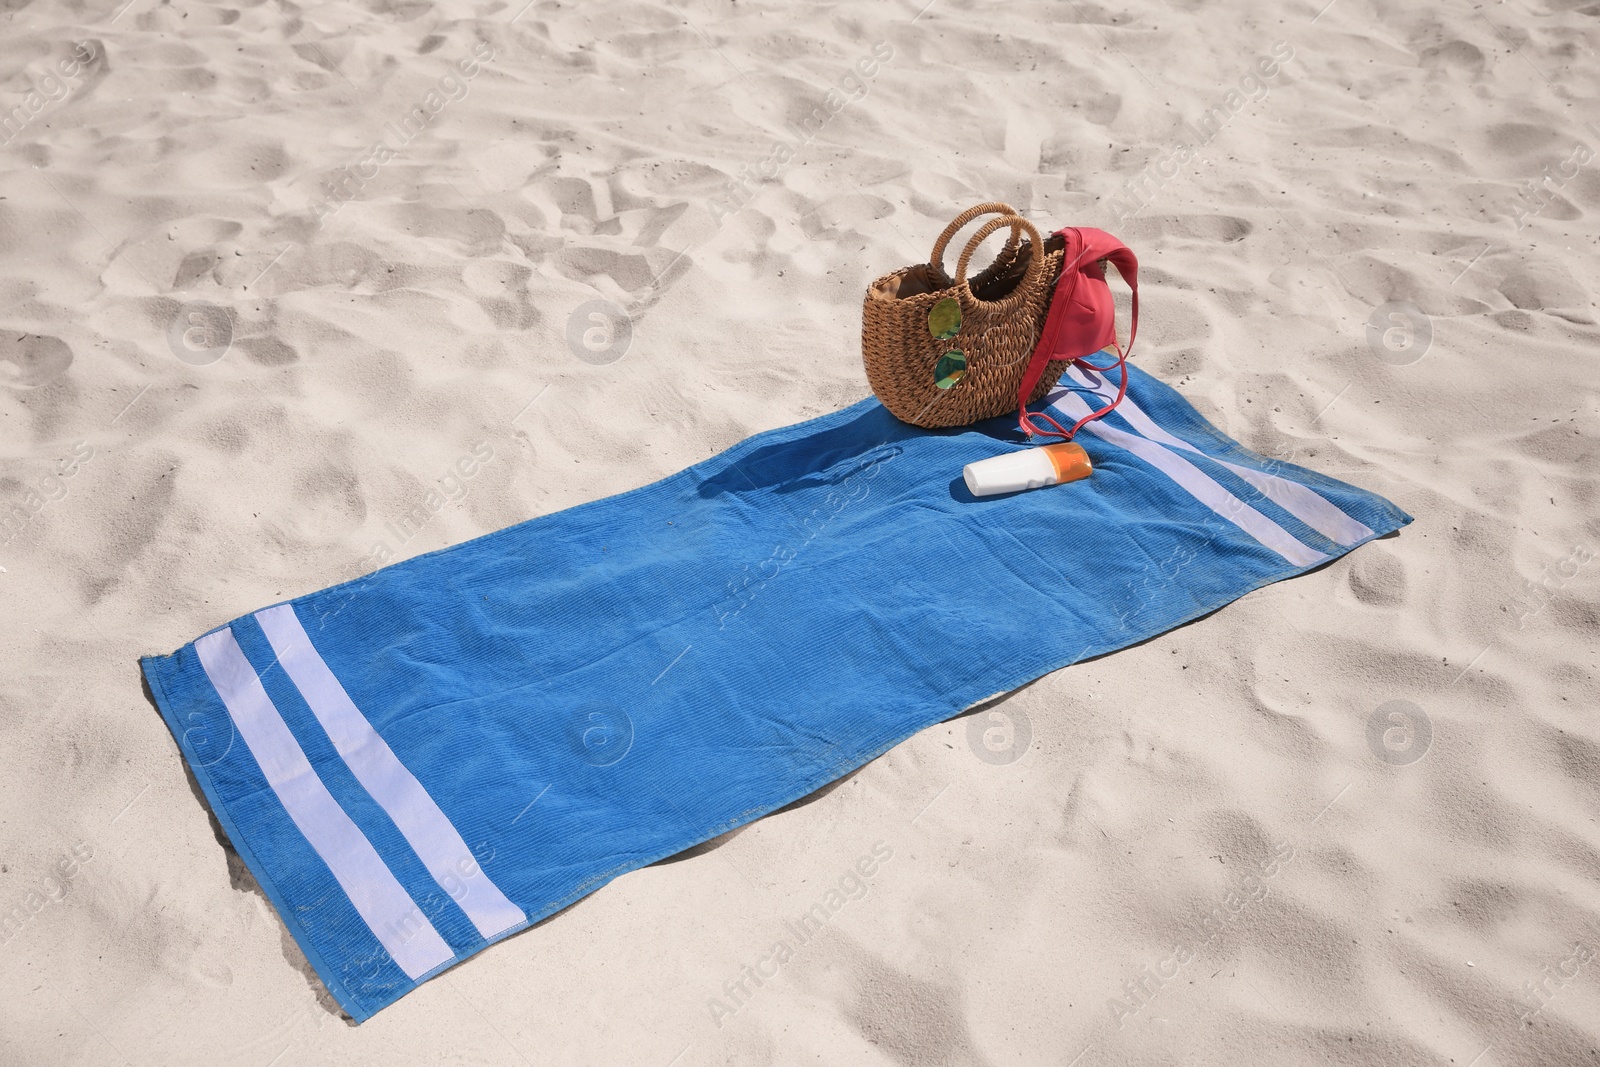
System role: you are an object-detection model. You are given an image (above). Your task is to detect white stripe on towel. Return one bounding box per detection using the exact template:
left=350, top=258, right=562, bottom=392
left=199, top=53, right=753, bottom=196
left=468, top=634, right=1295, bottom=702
left=256, top=604, right=525, bottom=941
left=194, top=627, right=455, bottom=979
left=1063, top=366, right=1374, bottom=546
left=1046, top=387, right=1329, bottom=568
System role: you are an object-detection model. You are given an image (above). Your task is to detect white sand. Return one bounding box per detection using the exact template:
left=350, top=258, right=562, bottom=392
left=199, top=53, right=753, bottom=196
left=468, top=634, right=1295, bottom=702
left=3, top=0, right=1599, bottom=1063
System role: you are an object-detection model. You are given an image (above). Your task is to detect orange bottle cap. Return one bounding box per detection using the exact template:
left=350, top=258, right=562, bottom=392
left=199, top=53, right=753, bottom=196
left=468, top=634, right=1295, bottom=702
left=1043, top=442, right=1092, bottom=484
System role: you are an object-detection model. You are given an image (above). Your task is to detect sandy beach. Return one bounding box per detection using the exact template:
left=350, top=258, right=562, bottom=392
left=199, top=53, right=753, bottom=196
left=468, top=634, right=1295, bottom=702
left=2, top=0, right=1598, bottom=1063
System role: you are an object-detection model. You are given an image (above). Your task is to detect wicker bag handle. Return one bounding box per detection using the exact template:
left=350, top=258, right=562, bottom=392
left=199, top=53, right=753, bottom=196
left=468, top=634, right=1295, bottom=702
left=929, top=201, right=1022, bottom=279
left=955, top=214, right=1047, bottom=295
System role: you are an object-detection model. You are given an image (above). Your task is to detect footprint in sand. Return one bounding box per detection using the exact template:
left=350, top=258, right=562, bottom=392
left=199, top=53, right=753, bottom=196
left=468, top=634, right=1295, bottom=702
left=0, top=332, right=73, bottom=388
left=1127, top=213, right=1254, bottom=243
left=1419, top=40, right=1487, bottom=76
left=1345, top=546, right=1407, bottom=608
left=234, top=335, right=299, bottom=367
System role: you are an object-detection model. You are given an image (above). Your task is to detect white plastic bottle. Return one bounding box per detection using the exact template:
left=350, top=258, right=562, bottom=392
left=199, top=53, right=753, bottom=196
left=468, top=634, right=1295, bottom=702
left=963, top=442, right=1092, bottom=497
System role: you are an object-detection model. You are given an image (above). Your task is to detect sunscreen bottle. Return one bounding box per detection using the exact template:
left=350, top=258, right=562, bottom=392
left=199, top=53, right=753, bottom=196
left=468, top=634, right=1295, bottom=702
left=963, top=442, right=1092, bottom=498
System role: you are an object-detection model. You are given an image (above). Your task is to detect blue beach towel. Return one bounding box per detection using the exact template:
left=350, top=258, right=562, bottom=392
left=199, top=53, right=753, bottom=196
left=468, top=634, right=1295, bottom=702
left=141, top=362, right=1410, bottom=1021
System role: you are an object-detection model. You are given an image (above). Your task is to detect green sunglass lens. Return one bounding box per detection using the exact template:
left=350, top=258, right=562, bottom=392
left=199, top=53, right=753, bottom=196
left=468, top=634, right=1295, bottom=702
left=934, top=349, right=966, bottom=389
left=928, top=298, right=961, bottom=340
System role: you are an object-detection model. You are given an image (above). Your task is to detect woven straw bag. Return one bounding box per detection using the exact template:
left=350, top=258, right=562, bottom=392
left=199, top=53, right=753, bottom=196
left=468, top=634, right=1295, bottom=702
left=862, top=202, right=1071, bottom=429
